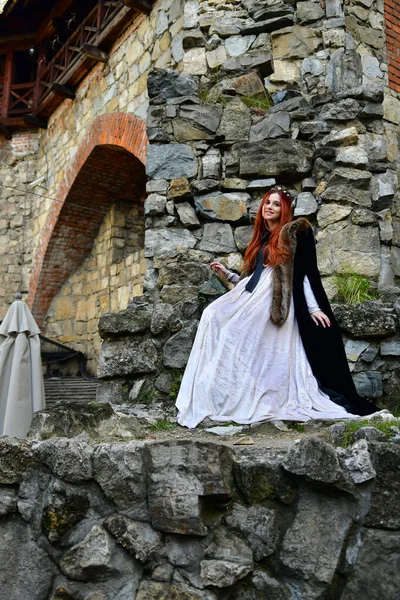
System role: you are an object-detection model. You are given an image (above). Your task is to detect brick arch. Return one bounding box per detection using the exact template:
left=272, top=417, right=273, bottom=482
left=28, top=112, right=147, bottom=323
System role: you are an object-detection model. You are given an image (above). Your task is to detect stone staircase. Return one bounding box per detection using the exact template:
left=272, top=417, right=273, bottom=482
left=44, top=377, right=98, bottom=407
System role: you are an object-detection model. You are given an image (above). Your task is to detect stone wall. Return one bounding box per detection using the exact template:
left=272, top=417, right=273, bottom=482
left=0, top=0, right=186, bottom=359
left=1, top=433, right=400, bottom=599
left=97, top=0, right=400, bottom=408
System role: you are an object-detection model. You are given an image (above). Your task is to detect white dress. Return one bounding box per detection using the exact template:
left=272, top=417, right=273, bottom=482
left=176, top=267, right=357, bottom=428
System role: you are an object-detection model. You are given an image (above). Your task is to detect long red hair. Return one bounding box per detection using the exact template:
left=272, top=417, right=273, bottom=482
left=243, top=189, right=293, bottom=273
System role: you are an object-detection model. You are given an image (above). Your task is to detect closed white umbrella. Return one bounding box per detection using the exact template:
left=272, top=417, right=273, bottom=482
left=0, top=297, right=45, bottom=438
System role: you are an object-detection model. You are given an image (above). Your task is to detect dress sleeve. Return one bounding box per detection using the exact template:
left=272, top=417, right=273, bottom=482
left=303, top=275, right=320, bottom=314
left=227, top=272, right=240, bottom=284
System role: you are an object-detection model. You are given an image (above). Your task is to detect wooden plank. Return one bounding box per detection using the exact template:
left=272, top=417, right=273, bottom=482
left=1, top=49, right=13, bottom=119
left=23, top=114, right=48, bottom=129
left=81, top=43, right=109, bottom=63
left=50, top=82, right=75, bottom=99
left=123, top=0, right=153, bottom=14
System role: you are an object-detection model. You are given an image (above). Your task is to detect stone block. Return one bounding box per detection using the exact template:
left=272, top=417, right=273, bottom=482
left=36, top=438, right=93, bottom=482
left=337, top=439, right=376, bottom=484
left=353, top=372, right=383, bottom=397
left=201, top=527, right=253, bottom=587
left=163, top=321, right=198, bottom=368
left=145, top=228, right=197, bottom=259
left=225, top=503, right=277, bottom=561
left=146, top=144, right=196, bottom=180
left=271, top=25, right=320, bottom=60
left=234, top=226, right=254, bottom=253
left=249, top=111, right=290, bottom=142
left=145, top=193, right=167, bottom=216
left=333, top=302, right=396, bottom=339
left=365, top=443, right=400, bottom=529
left=105, top=514, right=162, bottom=562
left=98, top=305, right=151, bottom=338
left=240, top=139, right=314, bottom=177
left=223, top=49, right=273, bottom=74
left=225, top=35, right=256, bottom=57
left=176, top=202, right=200, bottom=227
left=297, top=1, right=325, bottom=23
left=0, top=438, right=35, bottom=484
left=169, top=177, right=191, bottom=200
left=201, top=149, right=221, bottom=179
left=317, top=204, right=352, bottom=228
left=98, top=338, right=158, bottom=378
left=183, top=48, right=207, bottom=75
left=280, top=489, right=354, bottom=584
left=179, top=104, right=223, bottom=134
left=195, top=192, right=249, bottom=222
left=217, top=100, right=252, bottom=142
left=283, top=437, right=343, bottom=485
left=199, top=223, right=237, bottom=253
left=380, top=342, right=400, bottom=356
left=294, top=192, right=318, bottom=217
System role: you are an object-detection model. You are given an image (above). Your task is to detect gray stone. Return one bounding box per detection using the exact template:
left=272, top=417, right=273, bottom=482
left=208, top=71, right=265, bottom=100
left=201, top=527, right=253, bottom=587
left=201, top=148, right=221, bottom=180
left=199, top=223, right=237, bottom=253
left=340, top=529, right=400, bottom=600
left=247, top=178, right=276, bottom=189
left=345, top=340, right=370, bottom=362
left=217, top=100, right=252, bottom=142
left=223, top=50, right=273, bottom=74
left=226, top=503, right=277, bottom=561
left=321, top=185, right=371, bottom=208
left=146, top=144, right=196, bottom=180
left=249, top=112, right=290, bottom=141
left=195, top=192, right=249, bottom=222
left=146, top=179, right=168, bottom=193
left=145, top=228, right=197, bottom=258
left=98, top=338, right=158, bottom=378
left=151, top=302, right=181, bottom=335
left=147, top=69, right=198, bottom=99
left=299, top=120, right=330, bottom=138
left=0, top=517, right=54, bottom=600
left=280, top=489, right=353, bottom=584
left=145, top=193, right=167, bottom=216
left=176, top=202, right=200, bottom=227
left=226, top=35, right=256, bottom=57
left=0, top=438, right=35, bottom=484
left=147, top=441, right=233, bottom=535
left=371, top=171, right=397, bottom=210
left=242, top=15, right=294, bottom=35
left=180, top=104, right=223, bottom=134
left=301, top=57, right=323, bottom=76
left=271, top=25, right=320, bottom=60
left=360, top=344, right=379, bottom=363
left=158, top=261, right=209, bottom=286
left=365, top=443, right=400, bottom=529
left=353, top=372, right=383, bottom=398
left=328, top=168, right=372, bottom=190
left=354, top=427, right=387, bottom=443
left=92, top=442, right=147, bottom=517
left=209, top=17, right=248, bottom=38
left=205, top=425, right=244, bottom=437
left=240, top=139, right=314, bottom=177
left=283, top=437, right=343, bottom=485
left=322, top=127, right=359, bottom=147
left=234, top=226, right=254, bottom=253
left=105, top=514, right=162, bottom=562
left=184, top=0, right=198, bottom=29
left=351, top=209, right=377, bottom=225
left=317, top=204, right=352, bottom=228
left=165, top=535, right=206, bottom=567
left=297, top=1, right=325, bottom=23
left=336, top=147, right=369, bottom=169
left=337, top=440, right=376, bottom=484
left=222, top=178, right=248, bottom=190
left=294, top=192, right=318, bottom=217
left=36, top=438, right=93, bottom=482
left=0, top=486, right=17, bottom=516
left=182, top=29, right=205, bottom=50
left=325, top=48, right=362, bottom=94
left=233, top=447, right=297, bottom=505
left=333, top=303, right=397, bottom=338
left=319, top=99, right=361, bottom=121
left=156, top=11, right=168, bottom=36
left=128, top=379, right=146, bottom=402
left=360, top=102, right=383, bottom=119
left=59, top=525, right=139, bottom=582
left=99, top=305, right=151, bottom=337
left=381, top=342, right=400, bottom=356
left=171, top=31, right=184, bottom=63
left=160, top=284, right=199, bottom=304
left=163, top=321, right=198, bottom=368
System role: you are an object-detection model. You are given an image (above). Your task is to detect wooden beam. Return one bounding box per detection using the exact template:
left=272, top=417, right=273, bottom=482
left=1, top=49, right=13, bottom=119
left=23, top=114, right=48, bottom=129
left=50, top=82, right=75, bottom=99
left=123, top=0, right=153, bottom=15
left=80, top=43, right=109, bottom=63
left=0, top=122, right=12, bottom=139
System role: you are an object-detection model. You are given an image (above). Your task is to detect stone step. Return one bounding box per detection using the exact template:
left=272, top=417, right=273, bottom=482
left=44, top=377, right=98, bottom=406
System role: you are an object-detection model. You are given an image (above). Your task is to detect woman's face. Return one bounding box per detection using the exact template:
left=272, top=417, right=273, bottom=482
left=262, top=192, right=281, bottom=229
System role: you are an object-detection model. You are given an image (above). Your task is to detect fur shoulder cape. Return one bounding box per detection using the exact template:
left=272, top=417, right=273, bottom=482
left=270, top=217, right=311, bottom=325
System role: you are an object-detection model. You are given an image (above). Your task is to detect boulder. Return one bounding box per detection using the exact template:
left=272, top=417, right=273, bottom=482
left=105, top=514, right=162, bottom=562
left=163, top=321, right=198, bottom=368
left=294, top=192, right=318, bottom=217
left=225, top=503, right=277, bottom=560
left=234, top=226, right=254, bottom=253
left=337, top=440, right=376, bottom=484
left=201, top=527, right=253, bottom=587
left=249, top=112, right=290, bottom=141
left=98, top=338, right=158, bottom=378
left=195, top=192, right=249, bottom=222
left=179, top=104, right=223, bottom=134
left=145, top=228, right=197, bottom=259
left=280, top=488, right=354, bottom=584
left=240, top=139, right=314, bottom=177
left=283, top=438, right=343, bottom=485
left=99, top=305, right=151, bottom=338
left=217, top=100, right=252, bottom=142
left=0, top=438, right=35, bottom=484
left=147, top=441, right=233, bottom=535
left=35, top=438, right=94, bottom=482
left=147, top=69, right=199, bottom=100
left=332, top=302, right=397, bottom=338
left=199, top=223, right=237, bottom=253
left=146, top=144, right=196, bottom=180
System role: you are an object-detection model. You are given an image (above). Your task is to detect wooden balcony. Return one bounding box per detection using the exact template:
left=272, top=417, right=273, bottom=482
left=0, top=0, right=143, bottom=130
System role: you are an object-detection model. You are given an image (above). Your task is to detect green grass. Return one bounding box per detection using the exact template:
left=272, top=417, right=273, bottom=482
left=241, top=93, right=272, bottom=112
left=169, top=371, right=183, bottom=400
left=149, top=419, right=176, bottom=432
left=289, top=423, right=305, bottom=433
left=340, top=419, right=400, bottom=447
left=334, top=273, right=380, bottom=304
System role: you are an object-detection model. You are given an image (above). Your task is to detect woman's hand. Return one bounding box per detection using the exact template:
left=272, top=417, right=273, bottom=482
left=310, top=310, right=331, bottom=328
left=210, top=262, right=229, bottom=277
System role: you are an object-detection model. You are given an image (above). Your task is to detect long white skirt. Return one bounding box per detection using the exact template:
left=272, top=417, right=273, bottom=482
left=176, top=267, right=358, bottom=428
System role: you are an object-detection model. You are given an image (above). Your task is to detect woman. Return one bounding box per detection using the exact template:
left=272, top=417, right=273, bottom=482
left=176, top=187, right=380, bottom=428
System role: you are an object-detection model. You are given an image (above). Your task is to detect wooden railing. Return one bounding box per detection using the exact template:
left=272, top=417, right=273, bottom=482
left=0, top=0, right=130, bottom=124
